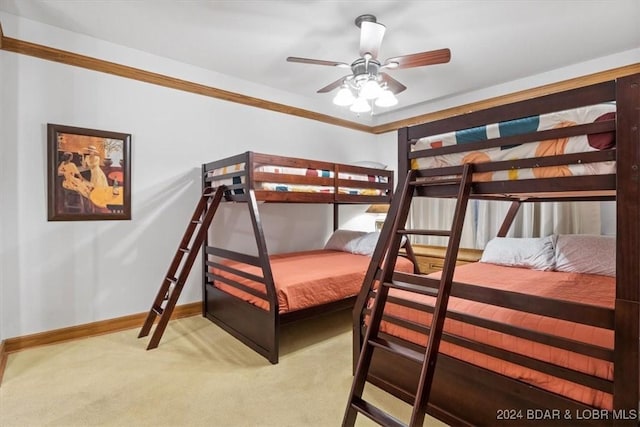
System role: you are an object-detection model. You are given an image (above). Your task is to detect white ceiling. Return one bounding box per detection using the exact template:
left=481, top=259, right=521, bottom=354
left=1, top=0, right=639, bottom=123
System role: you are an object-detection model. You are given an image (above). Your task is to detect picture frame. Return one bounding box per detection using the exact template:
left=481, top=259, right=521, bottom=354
left=47, top=123, right=131, bottom=221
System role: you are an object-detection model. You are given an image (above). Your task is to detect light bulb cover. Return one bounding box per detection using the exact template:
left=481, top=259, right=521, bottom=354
left=374, top=89, right=398, bottom=107
left=350, top=96, right=371, bottom=113
left=333, top=86, right=355, bottom=106
left=359, top=79, right=383, bottom=100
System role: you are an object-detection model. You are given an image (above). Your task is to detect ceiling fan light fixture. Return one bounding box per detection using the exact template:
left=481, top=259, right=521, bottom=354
left=350, top=96, right=371, bottom=113
left=374, top=88, right=398, bottom=107
left=359, top=78, right=383, bottom=100
left=286, top=14, right=451, bottom=115
left=333, top=86, right=356, bottom=106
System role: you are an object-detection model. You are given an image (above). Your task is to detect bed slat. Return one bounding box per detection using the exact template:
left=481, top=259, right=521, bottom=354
left=390, top=271, right=614, bottom=327
left=409, top=120, right=615, bottom=156
left=369, top=301, right=614, bottom=361
left=445, top=334, right=613, bottom=393
left=206, top=246, right=261, bottom=267
left=206, top=260, right=265, bottom=284
left=406, top=80, right=615, bottom=141
left=253, top=171, right=333, bottom=186
left=206, top=273, right=268, bottom=301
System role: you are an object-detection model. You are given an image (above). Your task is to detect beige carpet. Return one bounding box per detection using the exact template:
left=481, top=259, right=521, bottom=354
left=0, top=310, right=446, bottom=427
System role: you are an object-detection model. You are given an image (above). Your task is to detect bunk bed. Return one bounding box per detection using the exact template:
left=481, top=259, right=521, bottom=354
left=201, top=151, right=414, bottom=364
left=353, top=73, right=640, bottom=426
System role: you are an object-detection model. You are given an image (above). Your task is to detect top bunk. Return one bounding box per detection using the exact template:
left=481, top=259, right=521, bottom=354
left=398, top=73, right=640, bottom=202
left=202, top=151, right=393, bottom=204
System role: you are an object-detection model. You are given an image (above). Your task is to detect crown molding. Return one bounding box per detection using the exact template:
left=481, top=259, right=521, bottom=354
left=0, top=31, right=373, bottom=133
left=0, top=22, right=638, bottom=137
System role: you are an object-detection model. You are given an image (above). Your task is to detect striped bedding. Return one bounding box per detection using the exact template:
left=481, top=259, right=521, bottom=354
left=411, top=103, right=616, bottom=181
left=208, top=162, right=388, bottom=195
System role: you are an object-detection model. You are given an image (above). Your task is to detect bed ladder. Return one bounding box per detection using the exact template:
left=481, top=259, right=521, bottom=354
left=138, top=186, right=225, bottom=350
left=343, top=163, right=474, bottom=427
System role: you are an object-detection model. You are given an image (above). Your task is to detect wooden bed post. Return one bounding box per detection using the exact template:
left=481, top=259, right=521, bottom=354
left=613, top=73, right=640, bottom=417
left=398, top=127, right=409, bottom=185
left=496, top=200, right=522, bottom=237
left=333, top=204, right=340, bottom=230
left=201, top=162, right=209, bottom=317
left=246, top=189, right=279, bottom=364
left=402, top=239, right=420, bottom=274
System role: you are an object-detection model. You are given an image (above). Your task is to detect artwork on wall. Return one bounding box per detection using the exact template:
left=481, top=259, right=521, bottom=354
left=47, top=123, right=131, bottom=221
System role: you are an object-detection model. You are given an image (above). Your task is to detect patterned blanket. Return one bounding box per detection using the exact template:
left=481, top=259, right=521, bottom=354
left=411, top=103, right=616, bottom=181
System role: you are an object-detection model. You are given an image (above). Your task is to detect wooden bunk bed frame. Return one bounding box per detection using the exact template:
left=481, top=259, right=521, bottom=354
left=353, top=73, right=640, bottom=426
left=201, top=151, right=396, bottom=364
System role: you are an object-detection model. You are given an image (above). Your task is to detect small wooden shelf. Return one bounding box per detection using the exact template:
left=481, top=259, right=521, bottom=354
left=405, top=244, right=483, bottom=274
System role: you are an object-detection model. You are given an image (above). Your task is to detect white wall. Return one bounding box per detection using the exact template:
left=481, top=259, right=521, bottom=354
left=0, top=15, right=397, bottom=341
left=0, top=11, right=624, bottom=341
left=377, top=47, right=640, bottom=125
left=0, top=34, right=6, bottom=345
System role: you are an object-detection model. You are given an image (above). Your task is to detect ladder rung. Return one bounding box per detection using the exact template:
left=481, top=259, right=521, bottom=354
left=410, top=178, right=462, bottom=186
left=368, top=337, right=424, bottom=365
left=384, top=280, right=438, bottom=297
left=343, top=165, right=473, bottom=426
left=139, top=185, right=225, bottom=350
left=350, top=397, right=406, bottom=427
left=398, top=229, right=451, bottom=237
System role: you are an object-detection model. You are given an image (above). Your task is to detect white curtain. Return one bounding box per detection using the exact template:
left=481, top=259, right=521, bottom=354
left=410, top=198, right=606, bottom=249
left=408, top=198, right=477, bottom=248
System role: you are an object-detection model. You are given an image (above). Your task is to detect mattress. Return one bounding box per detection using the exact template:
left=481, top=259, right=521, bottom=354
left=212, top=249, right=414, bottom=313
left=376, top=262, right=615, bottom=409
left=207, top=162, right=388, bottom=195
left=411, top=104, right=616, bottom=181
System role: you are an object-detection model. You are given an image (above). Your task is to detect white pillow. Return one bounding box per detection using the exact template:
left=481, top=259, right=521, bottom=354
left=555, top=234, right=615, bottom=277
left=324, top=229, right=404, bottom=257
left=324, top=229, right=367, bottom=253
left=352, top=232, right=380, bottom=256
left=480, top=236, right=556, bottom=271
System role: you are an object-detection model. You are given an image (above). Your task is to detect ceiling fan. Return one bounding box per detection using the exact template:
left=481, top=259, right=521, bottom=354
left=286, top=14, right=451, bottom=111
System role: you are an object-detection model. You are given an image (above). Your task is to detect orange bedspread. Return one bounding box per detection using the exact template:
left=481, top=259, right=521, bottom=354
left=379, top=262, right=615, bottom=409
left=213, top=249, right=414, bottom=314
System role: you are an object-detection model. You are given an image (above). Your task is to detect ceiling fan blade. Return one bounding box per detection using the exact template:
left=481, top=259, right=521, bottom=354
left=383, top=48, right=451, bottom=69
left=359, top=21, right=386, bottom=59
left=380, top=72, right=407, bottom=94
left=286, top=56, right=350, bottom=68
left=317, top=76, right=349, bottom=93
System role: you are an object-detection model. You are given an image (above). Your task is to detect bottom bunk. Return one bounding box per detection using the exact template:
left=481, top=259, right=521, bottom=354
left=356, top=235, right=636, bottom=426
left=368, top=348, right=613, bottom=427
left=205, top=230, right=415, bottom=363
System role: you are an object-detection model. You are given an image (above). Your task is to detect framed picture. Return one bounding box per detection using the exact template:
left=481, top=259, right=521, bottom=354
left=47, top=123, right=131, bottom=221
